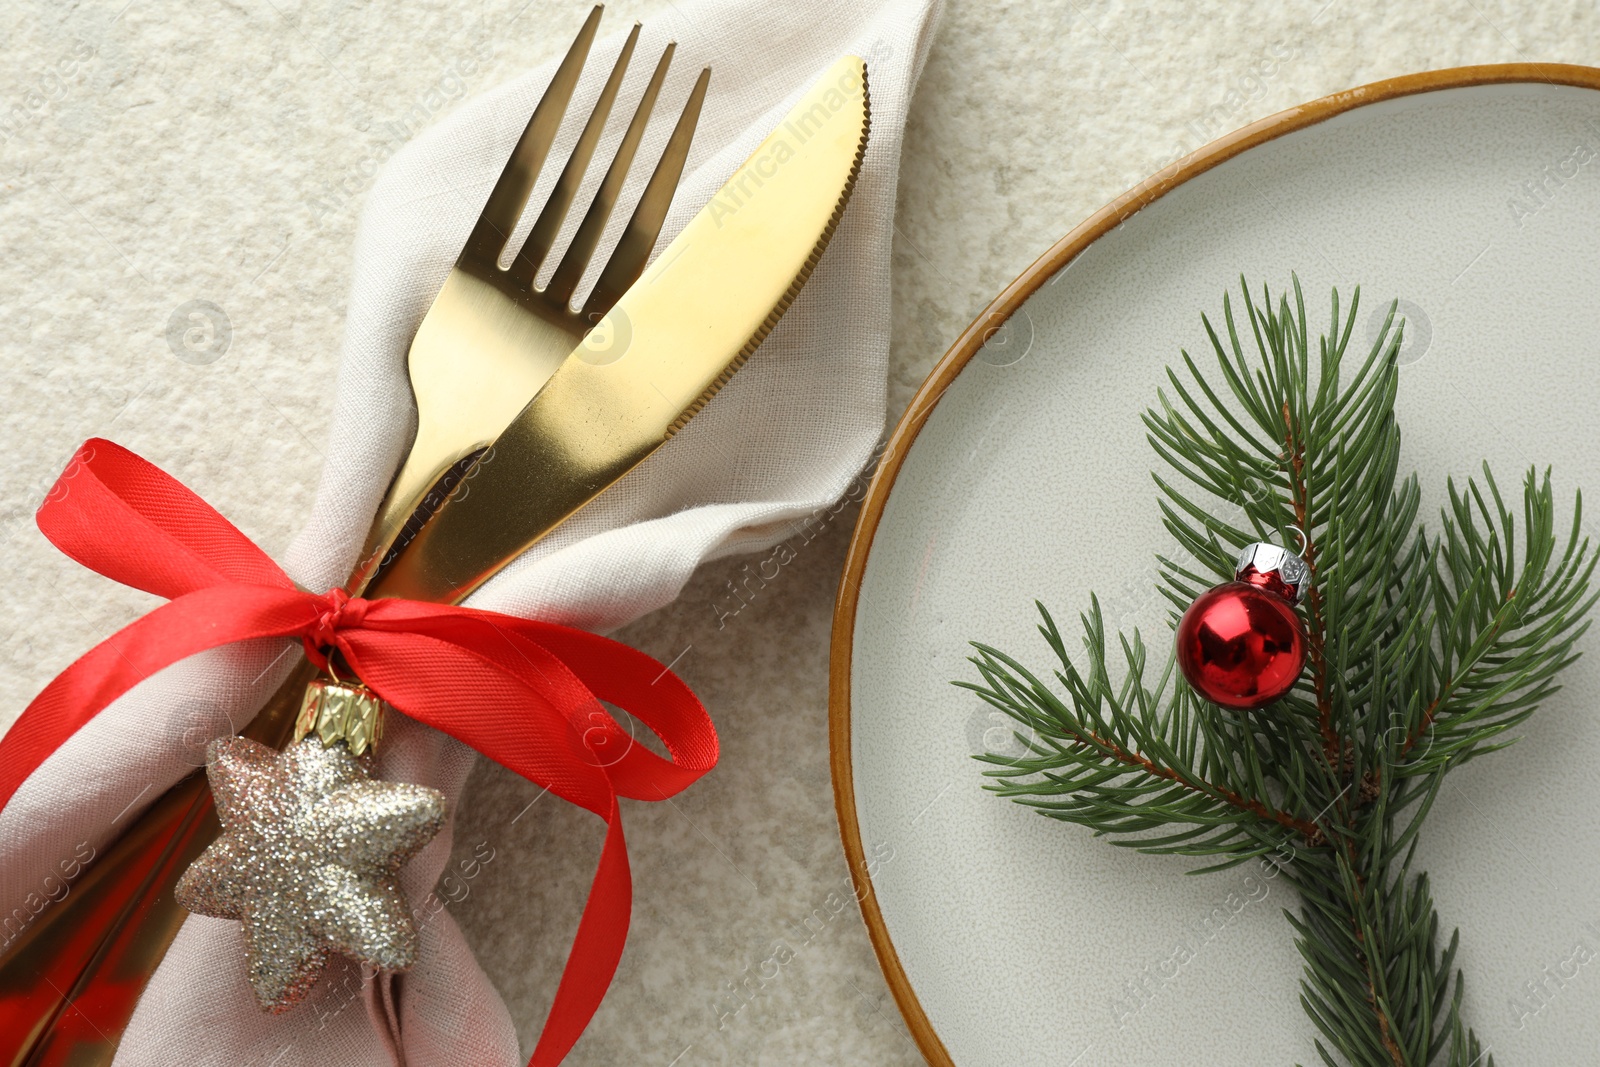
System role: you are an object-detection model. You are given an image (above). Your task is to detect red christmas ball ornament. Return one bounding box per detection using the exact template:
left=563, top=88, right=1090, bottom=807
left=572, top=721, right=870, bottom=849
left=1176, top=540, right=1309, bottom=709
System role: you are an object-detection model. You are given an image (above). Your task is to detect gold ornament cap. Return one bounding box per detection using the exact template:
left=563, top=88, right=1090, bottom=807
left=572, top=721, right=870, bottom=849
left=293, top=678, right=384, bottom=756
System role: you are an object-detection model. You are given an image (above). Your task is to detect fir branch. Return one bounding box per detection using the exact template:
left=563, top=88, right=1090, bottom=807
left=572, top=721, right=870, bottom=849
left=964, top=601, right=1322, bottom=848
left=961, top=277, right=1593, bottom=1065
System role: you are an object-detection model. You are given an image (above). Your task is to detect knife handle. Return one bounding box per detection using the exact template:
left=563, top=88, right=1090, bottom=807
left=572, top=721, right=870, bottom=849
left=0, top=658, right=317, bottom=1067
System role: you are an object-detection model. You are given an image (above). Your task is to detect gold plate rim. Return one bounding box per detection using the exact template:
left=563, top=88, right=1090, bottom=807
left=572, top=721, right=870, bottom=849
left=827, top=61, right=1600, bottom=1067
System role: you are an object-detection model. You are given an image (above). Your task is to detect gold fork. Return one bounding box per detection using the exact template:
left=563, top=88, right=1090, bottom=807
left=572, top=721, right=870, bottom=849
left=349, top=3, right=710, bottom=592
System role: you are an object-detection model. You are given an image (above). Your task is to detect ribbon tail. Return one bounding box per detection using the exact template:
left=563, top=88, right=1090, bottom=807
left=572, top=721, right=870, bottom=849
left=527, top=796, right=630, bottom=1067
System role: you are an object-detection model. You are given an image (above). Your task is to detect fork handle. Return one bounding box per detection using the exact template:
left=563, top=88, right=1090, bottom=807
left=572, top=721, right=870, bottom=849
left=348, top=434, right=483, bottom=597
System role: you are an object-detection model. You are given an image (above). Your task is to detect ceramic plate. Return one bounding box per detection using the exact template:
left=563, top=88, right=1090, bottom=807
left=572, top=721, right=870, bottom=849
left=832, top=64, right=1600, bottom=1066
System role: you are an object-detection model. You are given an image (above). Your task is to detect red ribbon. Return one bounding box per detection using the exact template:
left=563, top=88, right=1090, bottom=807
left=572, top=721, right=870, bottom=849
left=0, top=439, right=719, bottom=1067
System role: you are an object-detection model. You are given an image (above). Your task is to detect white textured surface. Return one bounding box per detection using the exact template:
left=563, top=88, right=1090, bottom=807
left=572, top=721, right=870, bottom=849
left=855, top=83, right=1600, bottom=1063
left=3, top=0, right=1600, bottom=1063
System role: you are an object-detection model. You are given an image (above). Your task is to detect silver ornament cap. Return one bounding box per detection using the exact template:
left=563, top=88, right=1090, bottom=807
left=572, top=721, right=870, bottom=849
left=1234, top=540, right=1310, bottom=604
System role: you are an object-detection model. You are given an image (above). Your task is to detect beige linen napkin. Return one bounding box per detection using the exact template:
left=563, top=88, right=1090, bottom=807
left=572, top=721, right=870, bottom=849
left=0, top=0, right=942, bottom=1062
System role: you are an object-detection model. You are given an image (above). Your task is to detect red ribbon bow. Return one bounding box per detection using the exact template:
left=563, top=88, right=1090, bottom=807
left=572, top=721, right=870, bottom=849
left=0, top=440, right=719, bottom=1066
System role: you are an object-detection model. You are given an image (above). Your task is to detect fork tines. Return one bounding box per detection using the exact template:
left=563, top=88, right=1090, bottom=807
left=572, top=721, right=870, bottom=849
left=460, top=5, right=710, bottom=327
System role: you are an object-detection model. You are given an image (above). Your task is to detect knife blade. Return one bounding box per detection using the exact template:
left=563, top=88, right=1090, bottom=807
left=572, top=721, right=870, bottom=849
left=376, top=53, right=871, bottom=603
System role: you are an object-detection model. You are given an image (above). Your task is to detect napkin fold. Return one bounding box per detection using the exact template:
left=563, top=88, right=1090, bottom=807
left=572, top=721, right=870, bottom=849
left=0, top=0, right=942, bottom=1062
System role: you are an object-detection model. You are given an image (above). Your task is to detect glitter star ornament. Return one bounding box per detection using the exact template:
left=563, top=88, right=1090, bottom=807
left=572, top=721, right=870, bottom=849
left=175, top=680, right=445, bottom=1012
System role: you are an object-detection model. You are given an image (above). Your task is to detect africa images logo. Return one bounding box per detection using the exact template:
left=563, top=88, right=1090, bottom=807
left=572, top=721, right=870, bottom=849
left=707, top=63, right=865, bottom=229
